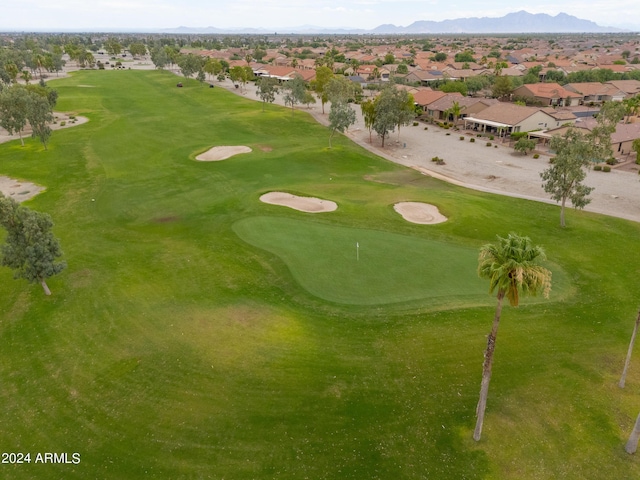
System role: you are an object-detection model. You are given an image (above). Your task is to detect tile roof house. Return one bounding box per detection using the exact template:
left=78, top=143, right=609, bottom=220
left=605, top=80, right=640, bottom=98
left=413, top=90, right=448, bottom=109
left=463, top=103, right=576, bottom=135
left=426, top=95, right=497, bottom=122
left=564, top=82, right=627, bottom=104
left=512, top=83, right=582, bottom=107
left=404, top=69, right=445, bottom=85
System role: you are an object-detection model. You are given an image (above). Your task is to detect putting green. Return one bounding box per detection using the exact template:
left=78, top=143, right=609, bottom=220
left=234, top=217, right=572, bottom=307
left=235, top=216, right=552, bottom=307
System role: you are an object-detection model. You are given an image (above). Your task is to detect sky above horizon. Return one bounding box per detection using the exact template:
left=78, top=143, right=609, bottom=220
left=2, top=0, right=639, bottom=32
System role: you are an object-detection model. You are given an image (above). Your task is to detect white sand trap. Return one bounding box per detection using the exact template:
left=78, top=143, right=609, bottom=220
left=0, top=176, right=44, bottom=202
left=394, top=202, right=447, bottom=224
left=260, top=192, right=337, bottom=213
left=196, top=146, right=252, bottom=161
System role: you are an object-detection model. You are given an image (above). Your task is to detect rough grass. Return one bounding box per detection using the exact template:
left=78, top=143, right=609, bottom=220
left=1, top=70, right=640, bottom=479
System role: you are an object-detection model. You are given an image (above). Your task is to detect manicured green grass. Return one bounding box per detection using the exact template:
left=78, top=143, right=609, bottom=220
left=1, top=70, right=640, bottom=479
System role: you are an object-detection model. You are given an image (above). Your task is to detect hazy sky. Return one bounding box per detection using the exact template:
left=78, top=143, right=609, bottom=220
left=2, top=0, right=639, bottom=31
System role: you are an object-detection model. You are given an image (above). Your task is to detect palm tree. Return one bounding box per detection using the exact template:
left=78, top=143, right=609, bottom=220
left=473, top=233, right=552, bottom=442
left=620, top=309, right=640, bottom=388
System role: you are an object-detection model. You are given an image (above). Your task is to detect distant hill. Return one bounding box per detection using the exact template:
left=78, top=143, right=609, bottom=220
left=373, top=11, right=622, bottom=34
left=162, top=11, right=624, bottom=35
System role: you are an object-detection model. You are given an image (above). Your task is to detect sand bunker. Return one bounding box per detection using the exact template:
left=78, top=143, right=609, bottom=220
left=0, top=176, right=44, bottom=202
left=394, top=202, right=447, bottom=224
left=196, top=146, right=252, bottom=161
left=260, top=192, right=337, bottom=213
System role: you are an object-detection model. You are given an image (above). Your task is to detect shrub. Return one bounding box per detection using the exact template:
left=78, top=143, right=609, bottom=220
left=431, top=156, right=440, bottom=162
left=606, top=157, right=617, bottom=165
left=470, top=138, right=475, bottom=143
left=489, top=135, right=494, bottom=140
left=533, top=154, right=540, bottom=159
left=477, top=134, right=482, bottom=137
left=460, top=136, right=465, bottom=141
left=603, top=165, right=611, bottom=172
left=60, top=121, right=66, bottom=126
left=424, top=127, right=428, bottom=131
left=446, top=132, right=450, bottom=136
left=486, top=142, right=492, bottom=147
left=593, top=165, right=602, bottom=171
left=549, top=157, right=556, bottom=164
left=413, top=122, right=419, bottom=126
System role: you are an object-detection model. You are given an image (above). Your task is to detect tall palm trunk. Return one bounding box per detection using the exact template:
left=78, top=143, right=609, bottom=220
left=620, top=309, right=640, bottom=388
left=626, top=412, right=640, bottom=453
left=474, top=290, right=504, bottom=441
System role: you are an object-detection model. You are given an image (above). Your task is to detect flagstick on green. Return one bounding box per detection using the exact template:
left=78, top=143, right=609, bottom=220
left=356, top=242, right=359, bottom=261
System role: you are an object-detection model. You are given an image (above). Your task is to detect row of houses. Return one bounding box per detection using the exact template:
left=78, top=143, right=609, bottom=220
left=405, top=84, right=640, bottom=160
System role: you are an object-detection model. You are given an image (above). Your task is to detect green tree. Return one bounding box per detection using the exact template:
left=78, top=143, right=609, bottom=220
left=361, top=98, right=376, bottom=144
left=104, top=38, right=122, bottom=56
left=256, top=76, right=279, bottom=111
left=325, top=76, right=358, bottom=105
left=396, top=63, right=408, bottom=75
left=633, top=138, right=640, bottom=163
left=540, top=129, right=595, bottom=227
left=433, top=52, right=447, bottom=62
left=372, top=86, right=414, bottom=147
left=492, top=75, right=513, bottom=100
left=622, top=95, right=640, bottom=123
left=591, top=100, right=625, bottom=163
left=445, top=101, right=462, bottom=124
left=0, top=194, right=66, bottom=296
left=178, top=53, right=203, bottom=79
left=313, top=66, right=333, bottom=114
left=466, top=75, right=490, bottom=95
left=454, top=50, right=475, bottom=63
left=128, top=42, right=147, bottom=58
left=439, top=81, right=468, bottom=96
left=26, top=92, right=53, bottom=150
left=513, top=137, right=536, bottom=155
left=150, top=46, right=168, bottom=69
left=328, top=101, right=356, bottom=148
left=204, top=58, right=222, bottom=80
left=282, top=74, right=307, bottom=116
left=473, top=233, right=551, bottom=441
left=0, top=85, right=30, bottom=146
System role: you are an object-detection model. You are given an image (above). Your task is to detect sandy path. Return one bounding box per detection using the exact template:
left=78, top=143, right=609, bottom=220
left=220, top=78, right=640, bottom=224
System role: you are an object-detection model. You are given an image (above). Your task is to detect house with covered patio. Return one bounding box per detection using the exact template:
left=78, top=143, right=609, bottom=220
left=463, top=103, right=576, bottom=137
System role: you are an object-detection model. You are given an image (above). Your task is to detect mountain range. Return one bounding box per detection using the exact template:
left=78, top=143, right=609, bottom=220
left=162, top=11, right=627, bottom=35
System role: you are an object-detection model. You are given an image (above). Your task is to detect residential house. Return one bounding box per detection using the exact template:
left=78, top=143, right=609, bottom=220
left=413, top=90, right=448, bottom=111
left=605, top=80, right=640, bottom=98
left=611, top=123, right=640, bottom=158
left=463, top=103, right=575, bottom=136
left=426, top=95, right=497, bottom=122
left=404, top=69, right=446, bottom=85
left=512, top=82, right=581, bottom=106
left=564, top=82, right=626, bottom=104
